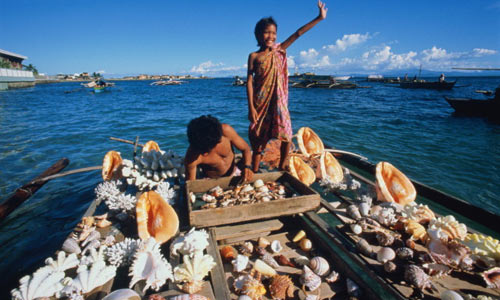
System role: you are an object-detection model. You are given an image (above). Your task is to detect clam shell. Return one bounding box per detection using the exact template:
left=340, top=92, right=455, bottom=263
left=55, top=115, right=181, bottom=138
left=270, top=240, right=283, bottom=254
left=293, top=230, right=306, bottom=243
left=309, top=256, right=330, bottom=276
left=377, top=247, right=396, bottom=263
left=299, top=238, right=313, bottom=251
left=297, top=127, right=325, bottom=158
left=375, top=162, right=416, bottom=205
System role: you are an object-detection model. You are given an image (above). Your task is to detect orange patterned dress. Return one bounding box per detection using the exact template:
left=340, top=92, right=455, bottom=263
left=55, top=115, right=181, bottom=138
left=249, top=43, right=292, bottom=153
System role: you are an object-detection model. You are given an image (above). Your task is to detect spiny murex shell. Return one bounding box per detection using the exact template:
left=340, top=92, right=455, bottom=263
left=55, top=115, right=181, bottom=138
left=136, top=191, right=179, bottom=244
left=288, top=155, right=316, bottom=186
left=171, top=227, right=209, bottom=257
left=296, top=127, right=325, bottom=158
left=316, top=151, right=343, bottom=183
left=269, top=275, right=294, bottom=299
left=174, top=252, right=216, bottom=292
left=300, top=265, right=321, bottom=292
left=129, top=237, right=173, bottom=292
left=375, top=161, right=416, bottom=205
left=309, top=256, right=330, bottom=276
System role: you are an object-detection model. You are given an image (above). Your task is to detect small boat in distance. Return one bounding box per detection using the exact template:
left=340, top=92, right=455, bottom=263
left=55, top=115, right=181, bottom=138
left=150, top=78, right=184, bottom=86
left=291, top=75, right=358, bottom=89
left=333, top=75, right=351, bottom=81
left=445, top=87, right=499, bottom=120
left=232, top=76, right=246, bottom=86
left=400, top=79, right=456, bottom=90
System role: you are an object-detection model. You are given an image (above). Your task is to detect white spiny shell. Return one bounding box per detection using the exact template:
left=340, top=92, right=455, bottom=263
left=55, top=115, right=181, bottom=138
left=174, top=252, right=215, bottom=284
left=300, top=265, right=321, bottom=291
left=270, top=240, right=283, bottom=254
left=106, top=238, right=140, bottom=267
left=232, top=255, right=249, bottom=273
left=71, top=259, right=116, bottom=293
left=45, top=252, right=79, bottom=272
left=171, top=228, right=209, bottom=257
left=11, top=266, right=66, bottom=300
left=129, top=237, right=173, bottom=292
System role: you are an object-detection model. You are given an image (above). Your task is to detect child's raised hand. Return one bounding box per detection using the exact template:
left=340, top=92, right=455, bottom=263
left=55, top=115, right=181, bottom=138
left=318, top=0, right=328, bottom=20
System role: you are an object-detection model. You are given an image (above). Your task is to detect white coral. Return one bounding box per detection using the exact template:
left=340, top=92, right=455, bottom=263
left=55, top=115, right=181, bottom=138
left=106, top=238, right=140, bottom=267
left=95, top=180, right=122, bottom=203
left=319, top=178, right=347, bottom=193
left=171, top=228, right=209, bottom=257
left=155, top=181, right=177, bottom=206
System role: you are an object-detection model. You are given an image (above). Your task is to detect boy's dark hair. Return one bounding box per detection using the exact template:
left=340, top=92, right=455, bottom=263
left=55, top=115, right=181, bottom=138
left=254, top=17, right=277, bottom=47
left=187, top=115, right=223, bottom=153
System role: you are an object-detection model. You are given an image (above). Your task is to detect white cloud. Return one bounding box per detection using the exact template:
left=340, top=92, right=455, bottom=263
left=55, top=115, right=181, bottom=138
left=472, top=48, right=497, bottom=56
left=287, top=55, right=296, bottom=69
left=323, top=33, right=370, bottom=52
left=190, top=60, right=244, bottom=74
left=95, top=70, right=105, bottom=74
left=296, top=48, right=331, bottom=68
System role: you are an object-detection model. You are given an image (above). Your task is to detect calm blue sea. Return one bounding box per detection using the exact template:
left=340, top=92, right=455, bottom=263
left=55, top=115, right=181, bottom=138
left=0, top=77, right=499, bottom=294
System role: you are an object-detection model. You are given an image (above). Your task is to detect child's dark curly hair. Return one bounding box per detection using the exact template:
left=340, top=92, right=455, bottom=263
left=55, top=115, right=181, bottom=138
left=187, top=115, right=222, bottom=154
left=254, top=17, right=277, bottom=47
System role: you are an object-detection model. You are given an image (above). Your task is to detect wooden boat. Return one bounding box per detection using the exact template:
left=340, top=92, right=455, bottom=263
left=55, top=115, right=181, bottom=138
left=150, top=79, right=184, bottom=86
left=445, top=96, right=499, bottom=119
left=400, top=80, right=456, bottom=90
left=292, top=75, right=358, bottom=89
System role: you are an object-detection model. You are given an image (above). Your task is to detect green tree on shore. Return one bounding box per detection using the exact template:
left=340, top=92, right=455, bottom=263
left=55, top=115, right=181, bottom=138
left=92, top=72, right=101, bottom=78
left=0, top=58, right=11, bottom=69
left=23, top=64, right=38, bottom=75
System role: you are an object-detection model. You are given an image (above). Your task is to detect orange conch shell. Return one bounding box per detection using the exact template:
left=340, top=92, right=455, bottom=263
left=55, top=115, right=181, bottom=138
left=375, top=162, right=416, bottom=205
left=102, top=150, right=123, bottom=180
left=288, top=156, right=316, bottom=186
left=143, top=140, right=161, bottom=152
left=316, top=151, right=343, bottom=183
left=296, top=127, right=324, bottom=158
left=405, top=220, right=429, bottom=244
left=136, top=191, right=179, bottom=244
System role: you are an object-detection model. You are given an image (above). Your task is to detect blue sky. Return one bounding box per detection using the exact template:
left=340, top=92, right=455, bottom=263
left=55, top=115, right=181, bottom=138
left=2, top=0, right=499, bottom=77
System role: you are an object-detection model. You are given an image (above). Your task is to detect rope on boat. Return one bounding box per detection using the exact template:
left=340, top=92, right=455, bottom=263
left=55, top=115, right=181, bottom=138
left=324, top=148, right=368, bottom=161
left=29, top=166, right=102, bottom=184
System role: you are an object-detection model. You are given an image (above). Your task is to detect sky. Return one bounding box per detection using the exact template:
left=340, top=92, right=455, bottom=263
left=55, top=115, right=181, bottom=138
left=1, top=0, right=500, bottom=77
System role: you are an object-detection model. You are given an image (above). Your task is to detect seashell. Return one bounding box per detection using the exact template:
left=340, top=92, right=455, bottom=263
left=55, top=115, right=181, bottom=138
left=396, top=247, right=414, bottom=261
left=309, top=256, right=330, bottom=276
left=129, top=237, right=173, bottom=292
left=404, top=265, right=436, bottom=291
left=258, top=237, right=270, bottom=248
left=350, top=224, right=363, bottom=235
left=82, top=230, right=101, bottom=247
left=376, top=231, right=395, bottom=247
left=472, top=254, right=497, bottom=270
left=296, top=127, right=324, bottom=158
left=384, top=261, right=397, bottom=273
left=79, top=216, right=95, bottom=228
left=299, top=238, right=313, bottom=252
left=463, top=233, right=500, bottom=260
left=179, top=280, right=204, bottom=294
left=274, top=255, right=297, bottom=268
left=82, top=239, right=101, bottom=256
left=239, top=241, right=254, bottom=255
left=293, top=230, right=306, bottom=243
left=102, top=150, right=123, bottom=180
left=375, top=162, right=416, bottom=205
left=346, top=204, right=362, bottom=221
left=405, top=238, right=416, bottom=249
left=232, top=255, right=249, bottom=273
left=96, top=218, right=112, bottom=228
left=270, top=240, right=283, bottom=254
left=174, top=252, right=215, bottom=293
left=316, top=151, right=343, bottom=183
left=62, top=237, right=81, bottom=254
left=373, top=207, right=398, bottom=227
left=293, top=256, right=310, bottom=267
left=11, top=266, right=66, bottom=300
left=403, top=203, right=435, bottom=224
left=429, top=215, right=467, bottom=241
left=300, top=265, right=321, bottom=292
left=325, top=270, right=339, bottom=283
left=240, top=184, right=254, bottom=193
left=237, top=296, right=253, bottom=300
left=482, top=267, right=500, bottom=289
left=422, top=263, right=452, bottom=278
left=240, top=275, right=266, bottom=300
left=45, top=251, right=79, bottom=273
left=269, top=275, right=294, bottom=299
left=377, top=247, right=396, bottom=263
left=136, top=191, right=179, bottom=244
left=260, top=252, right=280, bottom=269
left=253, top=259, right=277, bottom=277
left=220, top=245, right=238, bottom=262
left=72, top=258, right=117, bottom=293
left=143, top=140, right=161, bottom=152
left=170, top=295, right=210, bottom=300
left=356, top=238, right=373, bottom=257
left=171, top=228, right=209, bottom=257
left=405, top=220, right=429, bottom=244
left=346, top=278, right=361, bottom=298
left=440, top=290, right=464, bottom=300
left=102, top=289, right=141, bottom=300
left=288, top=155, right=316, bottom=186
left=358, top=202, right=370, bottom=217
left=253, top=179, right=265, bottom=189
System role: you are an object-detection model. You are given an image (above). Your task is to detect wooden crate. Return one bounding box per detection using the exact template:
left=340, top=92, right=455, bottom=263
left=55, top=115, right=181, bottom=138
left=186, top=172, right=320, bottom=228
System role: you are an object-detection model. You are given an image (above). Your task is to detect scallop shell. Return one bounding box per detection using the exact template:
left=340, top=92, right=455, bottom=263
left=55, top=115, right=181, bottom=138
left=143, top=140, right=161, bottom=152
left=102, top=150, right=123, bottom=180
left=220, top=245, right=238, bottom=262
left=288, top=156, right=316, bottom=186
left=253, top=259, right=277, bottom=277
left=102, top=289, right=141, bottom=300
left=377, top=247, right=396, bottom=263
left=309, top=256, right=330, bottom=276
left=171, top=228, right=209, bottom=257
left=136, top=191, right=179, bottom=244
left=293, top=230, right=306, bottom=243
left=405, top=220, right=429, bottom=243
left=429, top=215, right=467, bottom=241
left=316, top=151, right=343, bottom=183
left=300, top=265, right=321, bottom=292
left=297, top=127, right=325, bottom=158
left=375, top=162, right=416, bottom=205
left=403, top=203, right=435, bottom=224
left=174, top=252, right=215, bottom=293
left=232, top=255, right=249, bottom=273
left=299, top=238, right=313, bottom=251
left=269, top=275, right=294, bottom=299
left=270, top=240, right=283, bottom=254
left=482, top=267, right=500, bottom=289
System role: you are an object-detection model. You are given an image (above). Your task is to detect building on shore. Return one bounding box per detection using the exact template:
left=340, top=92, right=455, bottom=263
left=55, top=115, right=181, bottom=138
left=0, top=49, right=35, bottom=90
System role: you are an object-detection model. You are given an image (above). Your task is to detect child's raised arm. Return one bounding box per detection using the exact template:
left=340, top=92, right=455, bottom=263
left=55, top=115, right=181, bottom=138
left=280, top=0, right=327, bottom=50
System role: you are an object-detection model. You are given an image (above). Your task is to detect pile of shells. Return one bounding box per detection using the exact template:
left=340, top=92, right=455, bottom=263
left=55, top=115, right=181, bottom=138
left=194, top=179, right=288, bottom=209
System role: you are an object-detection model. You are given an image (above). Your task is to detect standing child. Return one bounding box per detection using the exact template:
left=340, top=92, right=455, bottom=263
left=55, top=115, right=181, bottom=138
left=247, top=0, right=328, bottom=172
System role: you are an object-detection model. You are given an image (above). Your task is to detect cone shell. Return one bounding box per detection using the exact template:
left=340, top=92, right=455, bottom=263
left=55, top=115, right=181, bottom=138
left=375, top=162, right=416, bottom=205
left=143, top=140, right=160, bottom=152
left=309, top=256, right=330, bottom=276
left=316, top=151, right=343, bottom=183
left=136, top=191, right=179, bottom=244
left=220, top=245, right=238, bottom=262
left=253, top=259, right=277, bottom=277
left=288, top=156, right=316, bottom=186
left=102, top=150, right=123, bottom=180
left=297, top=127, right=324, bottom=158
left=293, top=230, right=306, bottom=243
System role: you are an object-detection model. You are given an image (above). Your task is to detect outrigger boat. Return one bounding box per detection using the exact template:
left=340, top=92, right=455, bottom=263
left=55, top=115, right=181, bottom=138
left=6, top=132, right=500, bottom=300
left=400, top=80, right=456, bottom=90
left=150, top=79, right=184, bottom=86
left=292, top=75, right=359, bottom=89
left=445, top=95, right=499, bottom=120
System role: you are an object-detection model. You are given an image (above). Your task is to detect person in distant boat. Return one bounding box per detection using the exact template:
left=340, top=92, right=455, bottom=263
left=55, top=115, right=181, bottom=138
left=404, top=73, right=408, bottom=81
left=246, top=0, right=327, bottom=172
left=439, top=73, right=445, bottom=83
left=413, top=75, right=417, bottom=81
left=184, top=115, right=253, bottom=182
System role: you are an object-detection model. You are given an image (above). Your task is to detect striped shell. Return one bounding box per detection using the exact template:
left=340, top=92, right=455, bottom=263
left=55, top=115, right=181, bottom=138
left=136, top=191, right=179, bottom=244
left=375, top=162, right=416, bottom=205
left=316, top=151, right=343, bottom=183
left=297, top=127, right=324, bottom=158
left=288, top=156, right=316, bottom=186
left=309, top=256, right=330, bottom=276
left=143, top=140, right=161, bottom=152
left=102, top=150, right=123, bottom=180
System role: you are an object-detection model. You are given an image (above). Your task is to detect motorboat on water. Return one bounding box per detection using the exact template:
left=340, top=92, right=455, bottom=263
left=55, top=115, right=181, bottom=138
left=150, top=78, right=184, bottom=86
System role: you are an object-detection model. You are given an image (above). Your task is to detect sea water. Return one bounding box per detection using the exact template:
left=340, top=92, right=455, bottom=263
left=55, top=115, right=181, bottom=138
left=0, top=77, right=499, bottom=294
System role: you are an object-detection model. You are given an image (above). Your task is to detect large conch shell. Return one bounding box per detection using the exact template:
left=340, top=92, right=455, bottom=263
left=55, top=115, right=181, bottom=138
left=136, top=191, right=179, bottom=244
left=375, top=162, right=416, bottom=205
left=288, top=156, right=316, bottom=186
left=102, top=150, right=123, bottom=180
left=296, top=127, right=324, bottom=158
left=316, top=151, right=343, bottom=183
left=143, top=140, right=161, bottom=152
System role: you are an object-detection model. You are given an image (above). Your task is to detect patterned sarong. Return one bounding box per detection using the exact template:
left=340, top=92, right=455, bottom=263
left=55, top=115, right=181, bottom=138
left=249, top=43, right=292, bottom=153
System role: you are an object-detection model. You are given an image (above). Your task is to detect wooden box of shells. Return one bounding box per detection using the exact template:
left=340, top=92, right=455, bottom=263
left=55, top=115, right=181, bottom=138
left=186, top=172, right=320, bottom=228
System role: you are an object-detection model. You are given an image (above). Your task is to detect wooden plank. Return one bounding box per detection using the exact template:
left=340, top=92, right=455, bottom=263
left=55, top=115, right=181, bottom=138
left=221, top=231, right=271, bottom=245
left=214, top=219, right=283, bottom=241
left=207, top=228, right=231, bottom=300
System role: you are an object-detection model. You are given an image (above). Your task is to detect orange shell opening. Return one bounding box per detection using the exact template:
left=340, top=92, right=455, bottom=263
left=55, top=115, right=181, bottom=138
left=375, top=162, right=416, bottom=205
left=142, top=140, right=161, bottom=152
left=102, top=150, right=123, bottom=181
left=316, top=151, right=343, bottom=183
left=136, top=191, right=179, bottom=244
left=288, top=155, right=316, bottom=186
left=297, top=127, right=325, bottom=158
